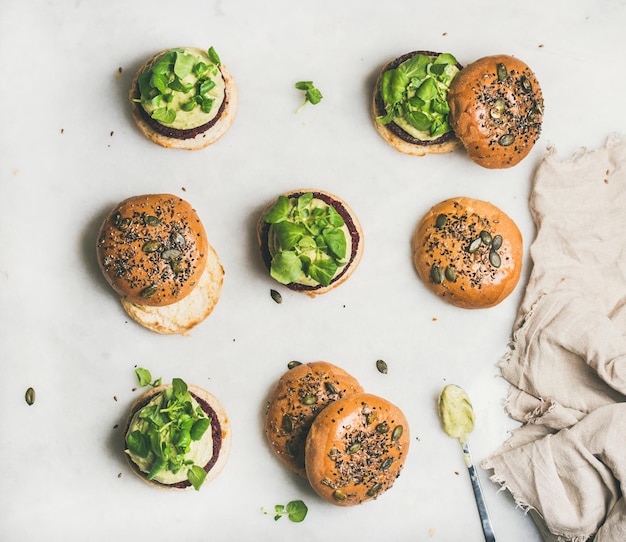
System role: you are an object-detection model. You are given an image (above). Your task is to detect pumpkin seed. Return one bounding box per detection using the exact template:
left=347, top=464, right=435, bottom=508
left=480, top=230, right=493, bottom=245
left=520, top=75, right=533, bottom=93
left=25, top=387, right=35, bottom=406
left=270, top=289, right=282, bottom=304
left=376, top=359, right=388, bottom=374
left=142, top=240, right=162, bottom=253
left=492, top=235, right=503, bottom=250
left=367, top=483, right=382, bottom=497
left=282, top=414, right=293, bottom=433
left=347, top=442, right=361, bottom=454
left=161, top=249, right=181, bottom=260
left=169, top=259, right=183, bottom=274
left=430, top=265, right=444, bottom=284
left=325, top=381, right=338, bottom=394
left=301, top=393, right=318, bottom=405
left=286, top=441, right=297, bottom=458
left=287, top=360, right=302, bottom=370
left=496, top=63, right=508, bottom=81
left=489, top=250, right=502, bottom=268
left=381, top=457, right=393, bottom=471
left=117, top=217, right=132, bottom=231
left=499, top=134, right=515, bottom=146
left=528, top=106, right=542, bottom=125
left=170, top=232, right=185, bottom=246
left=468, top=237, right=482, bottom=253
left=333, top=490, right=347, bottom=501
left=444, top=265, right=457, bottom=282
left=140, top=285, right=157, bottom=298
left=376, top=421, right=389, bottom=434
left=392, top=425, right=404, bottom=441
left=144, top=215, right=161, bottom=226
left=435, top=213, right=448, bottom=229
left=490, top=98, right=506, bottom=119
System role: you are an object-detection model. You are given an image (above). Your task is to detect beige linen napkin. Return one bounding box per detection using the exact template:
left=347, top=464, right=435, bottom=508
left=482, top=134, right=626, bottom=541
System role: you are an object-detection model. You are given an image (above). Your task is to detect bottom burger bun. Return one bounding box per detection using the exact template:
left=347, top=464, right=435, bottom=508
left=123, top=382, right=231, bottom=491
left=264, top=361, right=364, bottom=477
left=305, top=393, right=410, bottom=506
left=121, top=242, right=224, bottom=334
left=371, top=50, right=463, bottom=156
left=412, top=197, right=523, bottom=309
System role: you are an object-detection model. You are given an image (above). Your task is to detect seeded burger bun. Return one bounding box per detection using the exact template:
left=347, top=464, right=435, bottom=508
left=412, top=197, right=523, bottom=309
left=447, top=54, right=544, bottom=168
left=123, top=381, right=231, bottom=490
left=130, top=46, right=238, bottom=150
left=257, top=189, right=364, bottom=297
left=305, top=393, right=410, bottom=506
left=264, top=361, right=364, bottom=477
left=372, top=51, right=463, bottom=156
left=96, top=194, right=224, bottom=334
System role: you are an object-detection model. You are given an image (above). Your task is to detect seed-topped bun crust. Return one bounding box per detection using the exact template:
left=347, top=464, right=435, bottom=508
left=97, top=194, right=209, bottom=306
left=305, top=392, right=410, bottom=506
left=371, top=51, right=463, bottom=156
left=123, top=384, right=231, bottom=490
left=447, top=54, right=544, bottom=168
left=264, top=362, right=364, bottom=477
left=412, top=197, right=523, bottom=309
left=257, top=189, right=364, bottom=297
left=96, top=194, right=224, bottom=334
left=130, top=47, right=238, bottom=150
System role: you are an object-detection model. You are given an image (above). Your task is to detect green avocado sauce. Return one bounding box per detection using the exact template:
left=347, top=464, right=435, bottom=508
left=377, top=52, right=459, bottom=141
left=135, top=46, right=226, bottom=130
left=125, top=378, right=213, bottom=490
left=438, top=384, right=475, bottom=445
left=263, top=192, right=349, bottom=288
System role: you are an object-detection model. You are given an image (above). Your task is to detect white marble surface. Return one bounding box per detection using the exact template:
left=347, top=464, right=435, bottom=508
left=1, top=1, right=624, bottom=540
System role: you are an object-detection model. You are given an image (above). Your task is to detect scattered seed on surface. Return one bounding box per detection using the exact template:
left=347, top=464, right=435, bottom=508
left=376, top=359, right=388, bottom=374
left=25, top=387, right=35, bottom=406
left=270, top=289, right=282, bottom=304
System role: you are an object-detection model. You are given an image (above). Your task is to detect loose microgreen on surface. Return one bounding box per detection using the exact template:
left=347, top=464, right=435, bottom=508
left=125, top=377, right=212, bottom=491
left=135, top=47, right=222, bottom=124
left=134, top=367, right=161, bottom=388
left=294, top=81, right=323, bottom=113
left=262, top=500, right=308, bottom=523
left=377, top=52, right=459, bottom=138
left=264, top=193, right=347, bottom=287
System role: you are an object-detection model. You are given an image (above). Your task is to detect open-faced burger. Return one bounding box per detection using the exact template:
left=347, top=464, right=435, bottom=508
left=123, top=378, right=231, bottom=490
left=257, top=189, right=364, bottom=297
left=372, top=50, right=463, bottom=156
left=130, top=46, right=238, bottom=150
left=96, top=194, right=224, bottom=334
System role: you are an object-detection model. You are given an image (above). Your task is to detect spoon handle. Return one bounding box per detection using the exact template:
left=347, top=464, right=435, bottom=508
left=463, top=442, right=496, bottom=542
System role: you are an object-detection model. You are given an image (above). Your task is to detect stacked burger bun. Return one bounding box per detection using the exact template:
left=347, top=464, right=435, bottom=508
left=372, top=52, right=544, bottom=168
left=96, top=194, right=224, bottom=334
left=265, top=361, right=410, bottom=506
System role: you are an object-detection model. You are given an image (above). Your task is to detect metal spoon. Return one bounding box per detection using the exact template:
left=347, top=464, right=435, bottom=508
left=438, top=384, right=497, bottom=542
